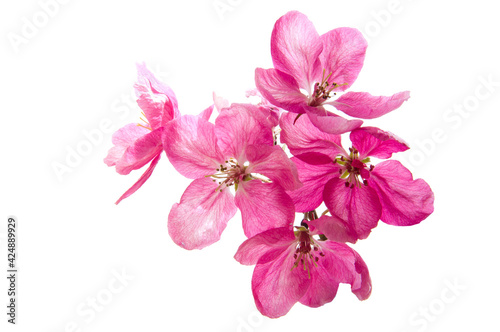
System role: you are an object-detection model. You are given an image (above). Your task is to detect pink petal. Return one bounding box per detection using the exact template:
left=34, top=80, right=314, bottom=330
left=215, top=104, right=273, bottom=162
left=168, top=177, right=237, bottom=250
left=305, top=106, right=363, bottom=135
left=115, top=127, right=163, bottom=175
left=115, top=152, right=161, bottom=205
left=286, top=157, right=339, bottom=212
left=255, top=68, right=308, bottom=114
left=323, top=177, right=381, bottom=239
left=213, top=92, right=230, bottom=112
left=319, top=28, right=368, bottom=92
left=235, top=180, right=295, bottom=238
left=333, top=91, right=410, bottom=119
left=350, top=126, right=409, bottom=159
left=369, top=160, right=434, bottom=226
left=198, top=104, right=214, bottom=122
left=280, top=111, right=345, bottom=160
left=104, top=123, right=150, bottom=167
left=245, top=144, right=301, bottom=191
left=135, top=63, right=180, bottom=128
left=308, top=215, right=358, bottom=244
left=234, top=227, right=296, bottom=265
left=252, top=245, right=310, bottom=318
left=164, top=115, right=225, bottom=179
left=270, top=11, right=323, bottom=91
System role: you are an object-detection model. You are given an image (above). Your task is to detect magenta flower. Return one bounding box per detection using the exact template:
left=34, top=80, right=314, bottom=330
left=164, top=103, right=301, bottom=250
left=234, top=216, right=371, bottom=318
left=105, top=63, right=183, bottom=204
left=280, top=112, right=434, bottom=239
left=255, top=11, right=410, bottom=134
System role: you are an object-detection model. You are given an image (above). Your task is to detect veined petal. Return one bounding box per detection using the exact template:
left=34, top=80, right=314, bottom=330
left=234, top=227, right=296, bottom=266
left=280, top=111, right=344, bottom=160
left=235, top=180, right=295, bottom=238
left=305, top=107, right=363, bottom=135
left=115, top=153, right=161, bottom=205
left=308, top=215, right=358, bottom=244
left=369, top=160, right=434, bottom=226
left=255, top=68, right=308, bottom=114
left=115, top=127, right=163, bottom=175
left=246, top=144, right=301, bottom=191
left=135, top=62, right=179, bottom=111
left=271, top=11, right=323, bottom=91
left=104, top=123, right=150, bottom=167
left=198, top=104, right=214, bottom=122
left=319, top=27, right=367, bottom=92
left=286, top=157, right=339, bottom=212
left=168, top=177, right=237, bottom=250
left=164, top=115, right=225, bottom=179
left=324, top=177, right=381, bottom=239
left=333, top=91, right=410, bottom=119
left=252, top=245, right=310, bottom=318
left=215, top=104, right=273, bottom=162
left=350, top=126, right=409, bottom=160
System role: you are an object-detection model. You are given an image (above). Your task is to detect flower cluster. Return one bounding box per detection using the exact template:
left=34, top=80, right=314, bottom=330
left=105, top=11, right=434, bottom=318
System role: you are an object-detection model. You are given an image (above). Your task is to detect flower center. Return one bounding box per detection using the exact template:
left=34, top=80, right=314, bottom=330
left=291, top=225, right=324, bottom=279
left=208, top=158, right=248, bottom=192
left=334, top=147, right=374, bottom=189
left=308, top=69, right=347, bottom=107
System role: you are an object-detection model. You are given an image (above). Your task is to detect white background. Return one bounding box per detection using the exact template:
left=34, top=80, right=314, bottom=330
left=1, top=0, right=499, bottom=331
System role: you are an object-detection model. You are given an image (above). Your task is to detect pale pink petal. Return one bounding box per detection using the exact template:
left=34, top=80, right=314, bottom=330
left=308, top=215, right=357, bottom=244
left=280, top=111, right=344, bottom=160
left=271, top=11, right=323, bottom=91
left=324, top=177, right=381, bottom=239
left=305, top=107, right=363, bottom=135
left=198, top=104, right=214, bottom=122
left=255, top=68, right=308, bottom=114
left=104, top=123, right=150, bottom=167
left=215, top=104, right=273, bottom=162
left=213, top=92, right=230, bottom=113
left=115, top=127, right=163, bottom=175
left=115, top=153, right=161, bottom=205
left=135, top=62, right=179, bottom=111
left=350, top=126, right=409, bottom=159
left=319, top=28, right=367, bottom=92
left=234, top=227, right=296, bottom=265
left=235, top=180, right=295, bottom=238
left=168, top=177, right=237, bottom=250
left=286, top=157, right=339, bottom=212
left=252, top=245, right=310, bottom=318
left=164, top=115, right=225, bottom=179
left=333, top=91, right=410, bottom=119
left=245, top=144, right=301, bottom=191
left=369, top=160, right=434, bottom=226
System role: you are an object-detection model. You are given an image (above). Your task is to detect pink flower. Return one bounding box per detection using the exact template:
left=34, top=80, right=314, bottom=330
left=164, top=103, right=301, bottom=250
left=255, top=11, right=410, bottom=134
left=281, top=112, right=434, bottom=239
left=234, top=216, right=371, bottom=318
left=105, top=63, right=182, bottom=204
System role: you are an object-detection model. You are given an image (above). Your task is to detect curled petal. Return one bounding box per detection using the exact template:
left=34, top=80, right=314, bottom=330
left=319, top=28, right=367, bottom=92
left=115, top=153, right=161, bottom=205
left=168, top=177, right=237, bottom=250
left=234, top=227, right=296, bottom=265
left=280, top=111, right=344, bottom=160
left=271, top=11, right=323, bottom=91
left=369, top=160, right=434, bottom=226
left=308, top=215, right=358, bottom=244
left=324, top=177, right=381, bottom=239
left=333, top=91, right=410, bottom=119
left=104, top=123, right=150, bottom=168
left=255, top=68, right=308, bottom=114
left=235, top=180, right=295, bottom=238
left=164, top=115, right=225, bottom=179
left=350, top=126, right=409, bottom=160
left=305, top=107, right=363, bottom=135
